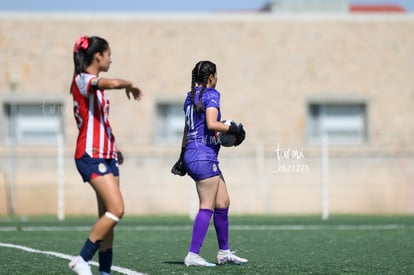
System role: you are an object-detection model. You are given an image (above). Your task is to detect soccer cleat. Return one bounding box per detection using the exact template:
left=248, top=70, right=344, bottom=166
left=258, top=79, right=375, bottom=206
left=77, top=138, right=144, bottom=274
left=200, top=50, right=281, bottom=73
left=184, top=252, right=216, bottom=267
left=217, top=250, right=248, bottom=265
left=69, top=256, right=93, bottom=275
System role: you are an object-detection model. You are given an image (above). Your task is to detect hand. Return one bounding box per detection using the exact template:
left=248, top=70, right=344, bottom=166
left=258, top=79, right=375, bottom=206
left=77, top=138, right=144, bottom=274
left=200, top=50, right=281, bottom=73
left=227, top=121, right=242, bottom=135
left=227, top=121, right=246, bottom=146
left=234, top=124, right=246, bottom=146
left=126, top=86, right=143, bottom=101
left=116, top=150, right=124, bottom=165
left=171, top=147, right=186, bottom=176
left=171, top=158, right=186, bottom=176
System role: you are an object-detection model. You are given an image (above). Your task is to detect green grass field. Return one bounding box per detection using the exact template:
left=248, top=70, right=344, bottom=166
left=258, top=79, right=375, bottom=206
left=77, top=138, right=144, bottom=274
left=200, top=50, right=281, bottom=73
left=1, top=215, right=413, bottom=274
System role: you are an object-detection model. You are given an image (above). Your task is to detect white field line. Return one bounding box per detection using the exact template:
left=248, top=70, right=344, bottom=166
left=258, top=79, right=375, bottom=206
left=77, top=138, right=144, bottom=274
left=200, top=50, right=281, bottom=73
left=0, top=242, right=145, bottom=275
left=0, top=224, right=412, bottom=232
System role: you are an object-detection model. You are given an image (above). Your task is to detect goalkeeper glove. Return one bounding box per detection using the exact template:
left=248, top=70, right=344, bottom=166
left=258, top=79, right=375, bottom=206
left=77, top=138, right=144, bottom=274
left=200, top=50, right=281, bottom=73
left=171, top=148, right=187, bottom=176
left=227, top=121, right=246, bottom=146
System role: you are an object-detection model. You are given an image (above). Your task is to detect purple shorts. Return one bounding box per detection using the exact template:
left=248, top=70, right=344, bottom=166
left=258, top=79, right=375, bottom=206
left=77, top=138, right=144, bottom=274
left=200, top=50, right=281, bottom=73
left=75, top=153, right=119, bottom=182
left=185, top=160, right=222, bottom=181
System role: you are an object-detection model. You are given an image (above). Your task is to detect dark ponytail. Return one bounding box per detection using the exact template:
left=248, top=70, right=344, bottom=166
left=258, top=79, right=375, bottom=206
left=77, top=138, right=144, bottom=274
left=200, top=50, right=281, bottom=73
left=70, top=36, right=109, bottom=93
left=190, top=61, right=217, bottom=113
left=190, top=66, right=197, bottom=110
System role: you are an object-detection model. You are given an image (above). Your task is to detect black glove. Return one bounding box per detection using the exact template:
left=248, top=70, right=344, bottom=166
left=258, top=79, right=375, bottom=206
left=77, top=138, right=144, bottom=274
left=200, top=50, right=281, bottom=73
left=234, top=124, right=246, bottom=146
left=171, top=148, right=187, bottom=176
left=227, top=121, right=241, bottom=135
left=227, top=121, right=246, bottom=146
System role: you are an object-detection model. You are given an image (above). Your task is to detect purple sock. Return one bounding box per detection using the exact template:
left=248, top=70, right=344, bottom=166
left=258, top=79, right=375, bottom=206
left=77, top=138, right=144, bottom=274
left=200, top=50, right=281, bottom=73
left=214, top=208, right=229, bottom=250
left=189, top=208, right=213, bottom=254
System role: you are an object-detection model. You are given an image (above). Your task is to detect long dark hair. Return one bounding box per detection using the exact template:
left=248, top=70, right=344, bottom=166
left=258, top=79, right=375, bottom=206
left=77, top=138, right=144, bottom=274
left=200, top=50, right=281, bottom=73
left=70, top=35, right=109, bottom=93
left=191, top=61, right=216, bottom=113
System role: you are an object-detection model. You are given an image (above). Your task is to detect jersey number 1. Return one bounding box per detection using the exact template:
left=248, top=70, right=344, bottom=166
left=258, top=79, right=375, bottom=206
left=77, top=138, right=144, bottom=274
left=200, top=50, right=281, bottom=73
left=185, top=105, right=194, bottom=131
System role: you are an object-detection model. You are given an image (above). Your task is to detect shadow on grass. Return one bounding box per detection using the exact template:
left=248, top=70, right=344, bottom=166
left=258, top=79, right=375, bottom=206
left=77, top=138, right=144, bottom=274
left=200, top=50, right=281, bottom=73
left=163, top=261, right=184, bottom=265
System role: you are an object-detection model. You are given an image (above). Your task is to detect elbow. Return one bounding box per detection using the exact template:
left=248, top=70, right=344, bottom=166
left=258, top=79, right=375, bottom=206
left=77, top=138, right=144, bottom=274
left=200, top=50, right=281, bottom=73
left=207, top=122, right=221, bottom=132
left=206, top=123, right=215, bottom=131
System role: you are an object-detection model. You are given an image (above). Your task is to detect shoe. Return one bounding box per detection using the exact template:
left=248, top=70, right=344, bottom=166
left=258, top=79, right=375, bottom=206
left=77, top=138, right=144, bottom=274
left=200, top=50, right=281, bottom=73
left=99, top=272, right=111, bottom=275
left=217, top=250, right=248, bottom=265
left=184, top=252, right=216, bottom=267
left=69, top=256, right=93, bottom=275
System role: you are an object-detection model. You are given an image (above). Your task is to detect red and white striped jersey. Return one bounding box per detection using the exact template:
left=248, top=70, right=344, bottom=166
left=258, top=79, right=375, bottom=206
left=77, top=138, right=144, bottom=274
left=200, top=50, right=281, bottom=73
left=71, top=73, right=116, bottom=159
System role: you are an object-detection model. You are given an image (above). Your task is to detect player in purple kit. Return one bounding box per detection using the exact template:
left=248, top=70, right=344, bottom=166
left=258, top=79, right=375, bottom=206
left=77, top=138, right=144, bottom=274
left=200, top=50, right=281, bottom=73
left=172, top=60, right=247, bottom=267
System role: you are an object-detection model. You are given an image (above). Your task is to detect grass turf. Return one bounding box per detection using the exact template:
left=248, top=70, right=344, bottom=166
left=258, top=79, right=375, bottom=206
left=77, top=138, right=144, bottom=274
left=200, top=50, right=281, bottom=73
left=0, top=215, right=413, bottom=274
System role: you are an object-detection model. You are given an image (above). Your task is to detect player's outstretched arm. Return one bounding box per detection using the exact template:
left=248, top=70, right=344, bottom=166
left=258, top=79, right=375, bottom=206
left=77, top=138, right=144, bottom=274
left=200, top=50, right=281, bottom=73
left=97, top=78, right=143, bottom=100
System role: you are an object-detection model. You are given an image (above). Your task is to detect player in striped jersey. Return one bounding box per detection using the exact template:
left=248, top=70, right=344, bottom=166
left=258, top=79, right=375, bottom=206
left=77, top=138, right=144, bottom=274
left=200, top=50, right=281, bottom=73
left=69, top=36, right=142, bottom=275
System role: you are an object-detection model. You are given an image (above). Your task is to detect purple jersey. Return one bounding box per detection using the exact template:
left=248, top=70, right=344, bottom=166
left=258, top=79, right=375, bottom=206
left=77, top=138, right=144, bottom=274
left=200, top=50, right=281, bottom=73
left=184, top=87, right=221, bottom=162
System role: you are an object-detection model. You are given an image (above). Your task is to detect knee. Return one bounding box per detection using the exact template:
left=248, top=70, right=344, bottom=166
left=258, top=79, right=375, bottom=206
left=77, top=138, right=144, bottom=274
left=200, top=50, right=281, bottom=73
left=106, top=206, right=124, bottom=222
left=113, top=206, right=124, bottom=219
left=216, top=199, right=230, bottom=209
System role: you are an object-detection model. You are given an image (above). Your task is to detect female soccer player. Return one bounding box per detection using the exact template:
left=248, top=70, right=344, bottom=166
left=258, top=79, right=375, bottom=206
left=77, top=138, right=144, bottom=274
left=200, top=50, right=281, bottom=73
left=172, top=60, right=247, bottom=267
left=69, top=36, right=142, bottom=275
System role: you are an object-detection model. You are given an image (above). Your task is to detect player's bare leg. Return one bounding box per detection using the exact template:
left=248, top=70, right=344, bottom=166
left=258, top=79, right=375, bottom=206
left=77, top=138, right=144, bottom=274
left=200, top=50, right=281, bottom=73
left=196, top=175, right=220, bottom=210
left=89, top=174, right=124, bottom=242
left=95, top=176, right=120, bottom=274
left=215, top=175, right=230, bottom=209
left=70, top=174, right=124, bottom=275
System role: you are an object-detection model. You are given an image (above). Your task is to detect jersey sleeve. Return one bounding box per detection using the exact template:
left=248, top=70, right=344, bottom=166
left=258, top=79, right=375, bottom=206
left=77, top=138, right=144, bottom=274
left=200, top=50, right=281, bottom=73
left=75, top=73, right=101, bottom=97
left=204, top=89, right=220, bottom=110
